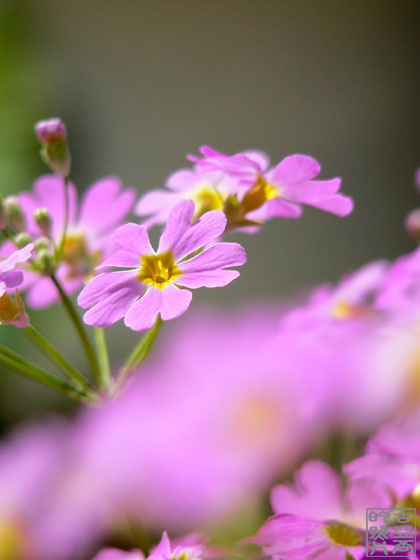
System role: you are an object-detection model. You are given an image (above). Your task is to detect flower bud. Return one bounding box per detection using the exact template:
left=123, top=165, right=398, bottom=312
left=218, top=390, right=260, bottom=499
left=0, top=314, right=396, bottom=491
left=34, top=118, right=71, bottom=178
left=14, top=232, right=32, bottom=249
left=34, top=207, right=52, bottom=238
left=4, top=197, right=25, bottom=232
left=36, top=249, right=56, bottom=275
left=405, top=208, right=420, bottom=243
left=0, top=290, right=29, bottom=328
left=35, top=237, right=51, bottom=253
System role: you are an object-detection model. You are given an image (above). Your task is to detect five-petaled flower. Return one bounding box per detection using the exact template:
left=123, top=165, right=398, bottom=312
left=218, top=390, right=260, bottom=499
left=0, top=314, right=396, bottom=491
left=78, top=200, right=246, bottom=331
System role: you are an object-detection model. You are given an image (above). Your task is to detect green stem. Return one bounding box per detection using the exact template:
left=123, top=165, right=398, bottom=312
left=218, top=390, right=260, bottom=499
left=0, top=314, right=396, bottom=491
left=93, top=327, right=111, bottom=393
left=0, top=345, right=97, bottom=404
left=50, top=274, right=101, bottom=386
left=24, top=324, right=95, bottom=395
left=115, top=315, right=162, bottom=392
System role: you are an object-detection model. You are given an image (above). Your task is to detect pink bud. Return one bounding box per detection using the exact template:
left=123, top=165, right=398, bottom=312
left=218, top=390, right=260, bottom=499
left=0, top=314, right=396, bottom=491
left=405, top=208, right=420, bottom=242
left=34, top=118, right=67, bottom=143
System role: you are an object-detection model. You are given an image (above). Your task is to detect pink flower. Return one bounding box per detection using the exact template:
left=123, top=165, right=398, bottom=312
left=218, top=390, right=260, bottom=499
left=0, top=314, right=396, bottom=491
left=249, top=460, right=391, bottom=560
left=189, top=145, right=354, bottom=220
left=78, top=200, right=246, bottom=331
left=5, top=175, right=135, bottom=308
left=147, top=532, right=210, bottom=560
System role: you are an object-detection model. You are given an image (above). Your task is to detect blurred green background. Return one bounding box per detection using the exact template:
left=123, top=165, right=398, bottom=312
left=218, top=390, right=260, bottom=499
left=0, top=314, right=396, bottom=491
left=1, top=0, right=420, bottom=426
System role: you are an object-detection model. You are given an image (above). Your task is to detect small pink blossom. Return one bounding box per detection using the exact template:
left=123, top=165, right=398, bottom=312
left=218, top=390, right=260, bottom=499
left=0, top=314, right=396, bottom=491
left=78, top=200, right=246, bottom=331
left=1, top=175, right=135, bottom=309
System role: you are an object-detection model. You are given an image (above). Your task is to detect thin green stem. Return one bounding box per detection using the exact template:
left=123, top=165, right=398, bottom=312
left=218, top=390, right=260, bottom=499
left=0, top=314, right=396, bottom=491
left=0, top=345, right=97, bottom=404
left=114, top=315, right=162, bottom=393
left=51, top=274, right=101, bottom=386
left=24, top=324, right=95, bottom=395
left=93, top=327, right=111, bottom=393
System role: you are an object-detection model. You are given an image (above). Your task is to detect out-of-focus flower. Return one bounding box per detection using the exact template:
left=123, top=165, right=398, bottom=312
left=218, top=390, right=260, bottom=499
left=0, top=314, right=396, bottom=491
left=345, top=410, right=420, bottom=500
left=0, top=175, right=135, bottom=308
left=74, top=305, right=321, bottom=531
left=34, top=118, right=71, bottom=178
left=189, top=146, right=354, bottom=224
left=249, top=460, right=391, bottom=560
left=78, top=200, right=246, bottom=331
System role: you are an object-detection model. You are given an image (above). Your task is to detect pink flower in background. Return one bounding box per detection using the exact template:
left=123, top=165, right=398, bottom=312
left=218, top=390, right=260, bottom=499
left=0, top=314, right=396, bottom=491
left=189, top=145, right=354, bottom=220
left=345, top=410, right=420, bottom=498
left=249, top=460, right=391, bottom=560
left=135, top=168, right=236, bottom=227
left=2, top=174, right=135, bottom=308
left=0, top=244, right=33, bottom=296
left=73, top=305, right=320, bottom=531
left=78, top=200, right=246, bottom=331
left=147, top=532, right=212, bottom=560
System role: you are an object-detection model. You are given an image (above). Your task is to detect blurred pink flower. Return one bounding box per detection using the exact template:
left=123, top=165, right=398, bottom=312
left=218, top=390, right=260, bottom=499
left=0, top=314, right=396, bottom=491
left=78, top=200, right=246, bottom=331
left=2, top=174, right=135, bottom=308
left=0, top=244, right=33, bottom=296
left=249, top=460, right=391, bottom=560
left=92, top=550, right=144, bottom=560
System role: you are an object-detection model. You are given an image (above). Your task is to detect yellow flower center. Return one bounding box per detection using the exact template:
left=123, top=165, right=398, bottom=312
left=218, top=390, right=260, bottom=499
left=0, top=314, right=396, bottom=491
left=240, top=176, right=280, bottom=215
left=191, top=186, right=224, bottom=220
left=61, top=232, right=100, bottom=279
left=0, top=519, right=25, bottom=560
left=324, top=522, right=361, bottom=547
left=138, top=250, right=182, bottom=289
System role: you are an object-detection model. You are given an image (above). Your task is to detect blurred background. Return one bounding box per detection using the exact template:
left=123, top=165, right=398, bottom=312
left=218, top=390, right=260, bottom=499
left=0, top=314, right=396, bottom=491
left=1, top=0, right=420, bottom=445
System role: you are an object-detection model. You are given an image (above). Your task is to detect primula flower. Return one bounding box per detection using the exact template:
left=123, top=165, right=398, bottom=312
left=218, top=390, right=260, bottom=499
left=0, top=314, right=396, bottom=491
left=249, top=460, right=392, bottom=560
left=189, top=145, right=354, bottom=222
left=1, top=175, right=135, bottom=308
left=0, top=244, right=33, bottom=328
left=78, top=200, right=246, bottom=331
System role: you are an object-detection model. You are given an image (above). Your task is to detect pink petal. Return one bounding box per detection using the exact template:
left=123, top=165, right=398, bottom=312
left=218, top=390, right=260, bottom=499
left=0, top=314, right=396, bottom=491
left=159, top=284, right=192, bottom=321
left=79, top=177, right=135, bottom=235
left=78, top=270, right=139, bottom=309
left=307, top=193, right=354, bottom=217
left=177, top=243, right=246, bottom=288
left=110, top=223, right=154, bottom=255
left=83, top=281, right=143, bottom=328
left=270, top=155, right=322, bottom=184
left=166, top=169, right=198, bottom=191
left=26, top=277, right=60, bottom=309
left=98, top=249, right=142, bottom=270
left=249, top=197, right=302, bottom=219
left=243, top=150, right=270, bottom=172
left=19, top=175, right=78, bottom=239
left=124, top=288, right=162, bottom=331
left=1, top=270, right=24, bottom=289
left=271, top=461, right=343, bottom=520
left=150, top=532, right=172, bottom=558
left=135, top=189, right=180, bottom=218
left=281, top=178, right=342, bottom=203
left=159, top=201, right=227, bottom=259
left=0, top=244, right=34, bottom=273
